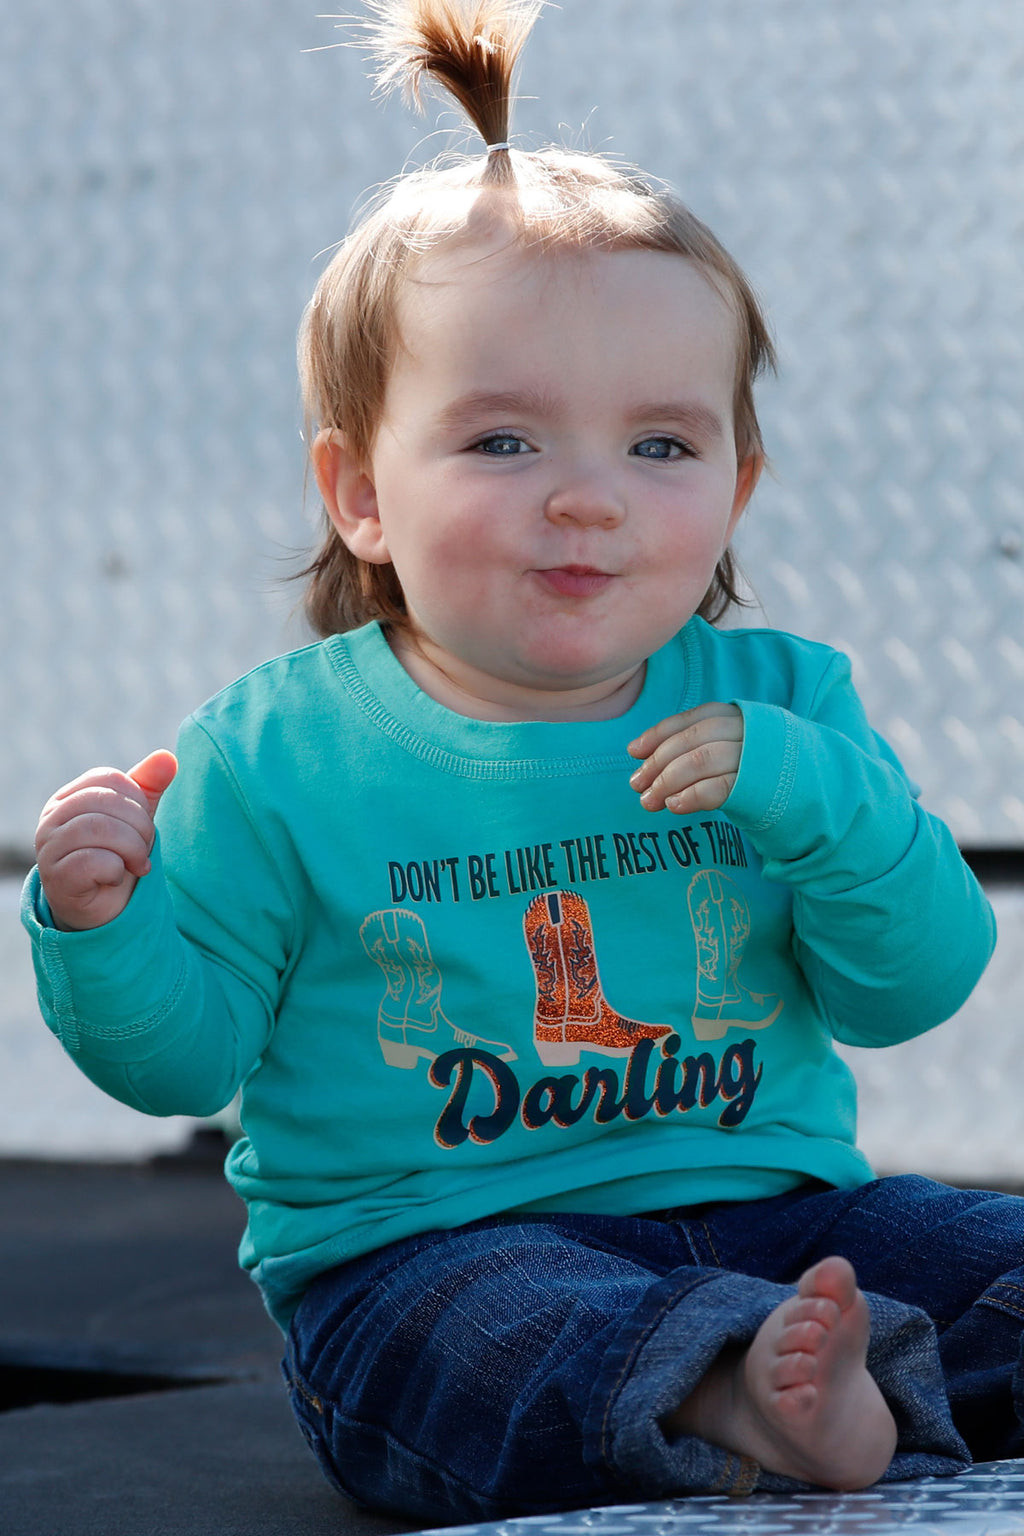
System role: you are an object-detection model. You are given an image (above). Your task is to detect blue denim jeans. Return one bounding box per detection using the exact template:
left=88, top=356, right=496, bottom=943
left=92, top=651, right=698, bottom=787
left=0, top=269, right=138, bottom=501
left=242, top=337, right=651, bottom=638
left=283, top=1176, right=1024, bottom=1523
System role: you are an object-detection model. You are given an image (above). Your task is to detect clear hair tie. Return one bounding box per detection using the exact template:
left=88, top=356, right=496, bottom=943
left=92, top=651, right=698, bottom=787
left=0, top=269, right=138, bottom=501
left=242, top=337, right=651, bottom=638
left=486, top=141, right=511, bottom=153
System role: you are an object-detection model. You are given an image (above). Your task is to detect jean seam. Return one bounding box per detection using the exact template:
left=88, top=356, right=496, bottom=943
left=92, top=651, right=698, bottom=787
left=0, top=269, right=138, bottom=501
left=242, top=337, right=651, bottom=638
left=982, top=1287, right=1024, bottom=1322
left=701, top=1220, right=723, bottom=1267
left=286, top=1370, right=324, bottom=1416
left=715, top=1453, right=760, bottom=1496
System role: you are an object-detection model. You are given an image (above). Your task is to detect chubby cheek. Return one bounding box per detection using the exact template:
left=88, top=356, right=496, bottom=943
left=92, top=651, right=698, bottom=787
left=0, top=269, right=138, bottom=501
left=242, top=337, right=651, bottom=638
left=427, top=518, right=516, bottom=584
left=639, top=529, right=727, bottom=617
left=382, top=509, right=481, bottom=581
left=400, top=536, right=506, bottom=623
left=667, top=505, right=733, bottom=568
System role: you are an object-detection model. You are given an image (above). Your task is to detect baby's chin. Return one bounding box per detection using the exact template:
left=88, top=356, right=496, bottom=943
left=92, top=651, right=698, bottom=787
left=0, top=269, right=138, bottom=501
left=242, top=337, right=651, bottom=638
left=468, top=656, right=649, bottom=723
left=395, top=632, right=643, bottom=721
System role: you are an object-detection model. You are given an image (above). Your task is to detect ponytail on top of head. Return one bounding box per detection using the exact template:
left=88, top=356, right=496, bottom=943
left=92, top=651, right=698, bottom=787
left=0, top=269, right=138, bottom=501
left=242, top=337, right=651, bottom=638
left=355, top=0, right=542, bottom=178
left=298, top=0, right=775, bottom=638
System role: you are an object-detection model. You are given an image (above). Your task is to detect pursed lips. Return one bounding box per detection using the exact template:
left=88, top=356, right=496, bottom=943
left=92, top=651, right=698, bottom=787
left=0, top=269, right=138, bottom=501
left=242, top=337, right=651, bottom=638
left=534, top=565, right=615, bottom=597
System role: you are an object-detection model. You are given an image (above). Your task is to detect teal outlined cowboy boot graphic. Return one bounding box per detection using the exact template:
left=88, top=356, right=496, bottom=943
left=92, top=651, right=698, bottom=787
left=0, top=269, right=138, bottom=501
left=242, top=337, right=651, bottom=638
left=687, top=870, right=783, bottom=1041
left=523, top=890, right=672, bottom=1067
left=360, top=908, right=516, bottom=1069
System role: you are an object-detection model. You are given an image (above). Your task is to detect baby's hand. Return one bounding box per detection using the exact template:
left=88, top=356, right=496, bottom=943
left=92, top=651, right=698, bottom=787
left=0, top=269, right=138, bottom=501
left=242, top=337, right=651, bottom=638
left=627, top=703, right=743, bottom=815
left=34, top=750, right=178, bottom=932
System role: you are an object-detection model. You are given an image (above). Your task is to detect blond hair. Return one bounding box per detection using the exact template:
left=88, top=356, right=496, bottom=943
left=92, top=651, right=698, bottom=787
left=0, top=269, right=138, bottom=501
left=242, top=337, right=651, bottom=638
left=299, top=0, right=776, bottom=635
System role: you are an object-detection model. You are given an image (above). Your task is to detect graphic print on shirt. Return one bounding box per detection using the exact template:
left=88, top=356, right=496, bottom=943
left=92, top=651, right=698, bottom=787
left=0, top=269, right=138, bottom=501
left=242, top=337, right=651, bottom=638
left=359, top=907, right=517, bottom=1068
left=360, top=831, right=780, bottom=1147
left=522, top=889, right=673, bottom=1067
left=688, top=870, right=783, bottom=1040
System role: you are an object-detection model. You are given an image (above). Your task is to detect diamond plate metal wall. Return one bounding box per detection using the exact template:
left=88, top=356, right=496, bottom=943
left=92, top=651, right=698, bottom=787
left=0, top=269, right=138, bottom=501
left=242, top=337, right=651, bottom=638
left=413, top=1463, right=1024, bottom=1536
left=4, top=0, right=1023, bottom=851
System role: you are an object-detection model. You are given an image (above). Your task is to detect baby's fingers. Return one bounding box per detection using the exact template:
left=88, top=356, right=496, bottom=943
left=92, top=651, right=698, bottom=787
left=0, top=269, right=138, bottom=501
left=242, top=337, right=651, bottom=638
left=38, top=782, right=158, bottom=861
left=627, top=704, right=743, bottom=815
left=628, top=702, right=740, bottom=761
left=39, top=810, right=156, bottom=883
left=45, top=846, right=142, bottom=907
left=642, top=738, right=742, bottom=814
left=628, top=706, right=742, bottom=794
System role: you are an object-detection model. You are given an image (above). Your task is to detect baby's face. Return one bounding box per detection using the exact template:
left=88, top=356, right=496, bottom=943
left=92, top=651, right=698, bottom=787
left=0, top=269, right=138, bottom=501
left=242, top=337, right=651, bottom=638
left=346, top=242, right=757, bottom=720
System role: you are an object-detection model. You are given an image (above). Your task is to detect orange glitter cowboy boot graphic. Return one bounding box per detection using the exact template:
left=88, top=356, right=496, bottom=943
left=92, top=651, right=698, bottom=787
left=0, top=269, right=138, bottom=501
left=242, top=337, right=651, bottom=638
left=360, top=908, right=516, bottom=1069
left=523, top=890, right=672, bottom=1068
left=687, top=870, right=783, bottom=1041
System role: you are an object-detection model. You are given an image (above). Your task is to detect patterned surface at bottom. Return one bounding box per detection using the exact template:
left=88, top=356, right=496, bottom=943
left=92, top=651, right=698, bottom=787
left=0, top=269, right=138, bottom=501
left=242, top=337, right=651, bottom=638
left=420, top=1462, right=1024, bottom=1536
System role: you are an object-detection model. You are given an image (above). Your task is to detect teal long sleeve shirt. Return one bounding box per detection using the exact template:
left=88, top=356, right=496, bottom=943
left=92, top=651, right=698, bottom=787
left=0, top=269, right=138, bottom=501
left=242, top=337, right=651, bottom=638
left=23, top=619, right=996, bottom=1328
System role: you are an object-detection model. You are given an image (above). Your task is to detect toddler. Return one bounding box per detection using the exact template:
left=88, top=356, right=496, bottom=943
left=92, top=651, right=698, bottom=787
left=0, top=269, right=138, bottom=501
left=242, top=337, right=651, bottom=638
left=25, top=0, right=1019, bottom=1521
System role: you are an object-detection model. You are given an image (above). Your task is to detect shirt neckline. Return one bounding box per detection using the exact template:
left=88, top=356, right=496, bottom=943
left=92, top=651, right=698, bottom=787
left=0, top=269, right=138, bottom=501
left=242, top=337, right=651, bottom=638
left=325, top=621, right=705, bottom=779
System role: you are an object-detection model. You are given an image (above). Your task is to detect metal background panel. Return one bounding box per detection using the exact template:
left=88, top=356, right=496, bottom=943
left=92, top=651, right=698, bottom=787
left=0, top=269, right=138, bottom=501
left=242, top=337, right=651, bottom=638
left=410, top=1462, right=1024, bottom=1536
left=3, top=0, right=1023, bottom=850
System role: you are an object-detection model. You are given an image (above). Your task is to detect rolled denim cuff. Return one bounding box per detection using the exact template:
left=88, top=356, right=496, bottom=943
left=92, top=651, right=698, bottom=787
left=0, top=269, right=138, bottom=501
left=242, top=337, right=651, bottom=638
left=861, top=1290, right=971, bottom=1483
left=590, top=1269, right=970, bottom=1498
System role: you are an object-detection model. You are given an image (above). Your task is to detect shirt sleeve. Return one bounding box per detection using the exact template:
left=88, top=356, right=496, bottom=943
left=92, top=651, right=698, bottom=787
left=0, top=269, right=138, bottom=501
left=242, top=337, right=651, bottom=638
left=21, top=715, right=292, bottom=1117
left=722, top=650, right=997, bottom=1047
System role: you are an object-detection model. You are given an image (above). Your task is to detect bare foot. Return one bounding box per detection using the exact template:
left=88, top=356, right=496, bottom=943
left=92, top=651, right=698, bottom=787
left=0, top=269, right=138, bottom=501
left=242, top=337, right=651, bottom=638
left=666, top=1256, right=897, bottom=1490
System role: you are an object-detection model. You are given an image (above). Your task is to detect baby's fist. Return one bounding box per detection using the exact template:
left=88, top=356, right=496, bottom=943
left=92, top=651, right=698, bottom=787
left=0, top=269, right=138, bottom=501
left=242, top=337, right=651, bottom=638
left=35, top=750, right=177, bottom=932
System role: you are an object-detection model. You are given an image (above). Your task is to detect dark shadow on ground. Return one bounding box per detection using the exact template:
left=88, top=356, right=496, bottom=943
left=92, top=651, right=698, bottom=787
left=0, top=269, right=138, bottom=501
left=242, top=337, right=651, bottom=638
left=0, top=1154, right=419, bottom=1535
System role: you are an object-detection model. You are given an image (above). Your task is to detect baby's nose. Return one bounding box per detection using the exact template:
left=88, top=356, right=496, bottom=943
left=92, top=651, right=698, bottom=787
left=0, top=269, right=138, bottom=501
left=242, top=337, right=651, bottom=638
left=543, top=475, right=625, bottom=529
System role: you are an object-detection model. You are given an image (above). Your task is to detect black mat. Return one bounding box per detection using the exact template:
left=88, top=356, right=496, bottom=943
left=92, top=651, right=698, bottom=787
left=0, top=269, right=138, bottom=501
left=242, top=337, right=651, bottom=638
left=0, top=1380, right=420, bottom=1536
left=0, top=1153, right=417, bottom=1535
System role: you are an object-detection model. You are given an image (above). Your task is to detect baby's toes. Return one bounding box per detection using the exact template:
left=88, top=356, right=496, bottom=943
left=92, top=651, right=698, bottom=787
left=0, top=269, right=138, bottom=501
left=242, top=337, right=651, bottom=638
left=797, top=1255, right=859, bottom=1310
left=772, top=1357, right=816, bottom=1394
left=779, top=1317, right=830, bottom=1361
left=771, top=1337, right=824, bottom=1390
left=772, top=1374, right=818, bottom=1414
left=786, top=1294, right=841, bottom=1333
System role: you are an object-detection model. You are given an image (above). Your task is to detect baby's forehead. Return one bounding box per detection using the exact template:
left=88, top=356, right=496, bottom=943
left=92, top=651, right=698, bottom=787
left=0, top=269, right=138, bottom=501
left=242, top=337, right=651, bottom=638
left=398, top=237, right=741, bottom=338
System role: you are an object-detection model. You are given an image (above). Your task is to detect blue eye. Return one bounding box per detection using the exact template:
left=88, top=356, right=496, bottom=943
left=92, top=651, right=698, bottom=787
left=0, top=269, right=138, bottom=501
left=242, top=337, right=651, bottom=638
left=632, top=436, right=690, bottom=460
left=474, top=433, right=528, bottom=456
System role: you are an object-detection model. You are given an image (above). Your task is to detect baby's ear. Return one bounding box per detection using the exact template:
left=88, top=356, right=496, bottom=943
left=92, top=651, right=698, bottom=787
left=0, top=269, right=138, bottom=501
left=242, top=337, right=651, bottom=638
left=311, top=428, right=391, bottom=565
left=728, top=450, right=764, bottom=532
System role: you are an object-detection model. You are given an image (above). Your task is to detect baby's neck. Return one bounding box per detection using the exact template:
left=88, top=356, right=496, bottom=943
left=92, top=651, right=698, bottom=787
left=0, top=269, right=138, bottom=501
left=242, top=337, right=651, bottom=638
left=389, top=634, right=646, bottom=723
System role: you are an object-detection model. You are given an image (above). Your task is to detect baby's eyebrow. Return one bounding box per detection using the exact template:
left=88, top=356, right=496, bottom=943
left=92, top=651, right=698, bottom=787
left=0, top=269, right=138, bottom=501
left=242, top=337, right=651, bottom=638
left=627, top=402, right=725, bottom=441
left=436, top=388, right=563, bottom=430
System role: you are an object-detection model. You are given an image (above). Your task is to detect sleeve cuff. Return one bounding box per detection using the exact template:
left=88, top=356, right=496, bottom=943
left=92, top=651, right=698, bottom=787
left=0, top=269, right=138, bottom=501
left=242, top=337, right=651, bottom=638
left=722, top=699, right=799, bottom=834
left=21, top=835, right=187, bottom=1053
